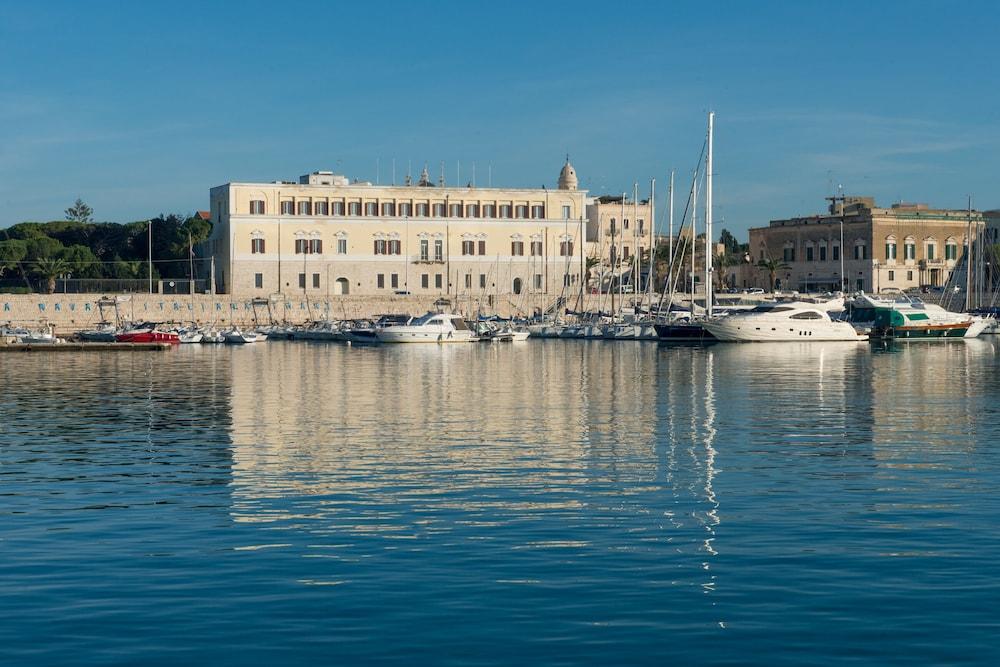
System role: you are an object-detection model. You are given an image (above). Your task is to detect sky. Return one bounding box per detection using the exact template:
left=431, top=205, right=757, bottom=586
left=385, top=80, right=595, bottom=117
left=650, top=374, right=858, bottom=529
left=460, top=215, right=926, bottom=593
left=1, top=0, right=998, bottom=239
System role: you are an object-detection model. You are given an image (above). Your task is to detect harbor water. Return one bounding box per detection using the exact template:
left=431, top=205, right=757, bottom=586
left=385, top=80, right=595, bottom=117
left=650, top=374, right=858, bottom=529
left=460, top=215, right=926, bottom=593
left=2, top=340, right=999, bottom=664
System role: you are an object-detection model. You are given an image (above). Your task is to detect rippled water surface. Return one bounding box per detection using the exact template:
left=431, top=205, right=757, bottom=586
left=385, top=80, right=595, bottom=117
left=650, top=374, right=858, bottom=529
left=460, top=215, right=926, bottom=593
left=2, top=340, right=1000, bottom=665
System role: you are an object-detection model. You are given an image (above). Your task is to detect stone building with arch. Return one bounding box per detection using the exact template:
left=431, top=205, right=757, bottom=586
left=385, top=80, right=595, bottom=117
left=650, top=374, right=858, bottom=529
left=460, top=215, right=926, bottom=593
left=203, top=162, right=588, bottom=297
left=747, top=196, right=985, bottom=293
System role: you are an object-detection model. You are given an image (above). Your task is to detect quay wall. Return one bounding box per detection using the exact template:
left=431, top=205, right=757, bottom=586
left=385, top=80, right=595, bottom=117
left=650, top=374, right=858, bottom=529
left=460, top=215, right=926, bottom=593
left=0, top=292, right=616, bottom=333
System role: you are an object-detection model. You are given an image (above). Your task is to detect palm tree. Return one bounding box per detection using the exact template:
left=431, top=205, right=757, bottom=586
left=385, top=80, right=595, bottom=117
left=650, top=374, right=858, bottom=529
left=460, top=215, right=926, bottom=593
left=756, top=257, right=790, bottom=293
left=714, top=253, right=739, bottom=290
left=32, top=256, right=70, bottom=294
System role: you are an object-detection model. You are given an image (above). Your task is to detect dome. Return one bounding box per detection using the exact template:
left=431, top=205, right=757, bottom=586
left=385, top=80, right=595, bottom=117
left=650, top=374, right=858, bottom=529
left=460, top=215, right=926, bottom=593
left=558, top=157, right=578, bottom=190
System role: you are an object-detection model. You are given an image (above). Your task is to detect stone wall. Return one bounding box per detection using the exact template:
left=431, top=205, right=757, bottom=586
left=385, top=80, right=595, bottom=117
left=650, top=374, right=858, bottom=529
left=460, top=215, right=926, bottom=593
left=0, top=291, right=616, bottom=333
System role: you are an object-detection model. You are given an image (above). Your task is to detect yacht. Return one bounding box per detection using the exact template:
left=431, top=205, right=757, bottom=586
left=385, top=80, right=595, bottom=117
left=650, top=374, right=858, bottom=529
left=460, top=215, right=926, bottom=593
left=702, top=303, right=868, bottom=342
left=848, top=294, right=974, bottom=340
left=375, top=312, right=476, bottom=343
left=223, top=329, right=265, bottom=344
left=115, top=323, right=180, bottom=344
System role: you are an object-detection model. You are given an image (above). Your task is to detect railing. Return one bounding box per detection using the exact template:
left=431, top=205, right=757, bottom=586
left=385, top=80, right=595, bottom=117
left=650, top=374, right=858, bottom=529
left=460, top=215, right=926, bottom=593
left=411, top=255, right=446, bottom=264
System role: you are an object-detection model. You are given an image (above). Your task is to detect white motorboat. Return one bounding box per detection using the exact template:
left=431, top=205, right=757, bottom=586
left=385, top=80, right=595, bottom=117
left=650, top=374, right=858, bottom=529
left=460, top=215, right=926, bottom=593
left=201, top=329, right=226, bottom=344
left=223, top=329, right=263, bottom=344
left=375, top=312, right=476, bottom=343
left=702, top=303, right=868, bottom=342
left=177, top=329, right=204, bottom=344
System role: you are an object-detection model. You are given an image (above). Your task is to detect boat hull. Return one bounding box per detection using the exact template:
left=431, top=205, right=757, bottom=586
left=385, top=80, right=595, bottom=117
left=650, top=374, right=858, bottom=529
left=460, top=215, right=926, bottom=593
left=702, top=319, right=866, bottom=342
left=115, top=331, right=180, bottom=344
left=376, top=329, right=476, bottom=343
left=654, top=323, right=717, bottom=343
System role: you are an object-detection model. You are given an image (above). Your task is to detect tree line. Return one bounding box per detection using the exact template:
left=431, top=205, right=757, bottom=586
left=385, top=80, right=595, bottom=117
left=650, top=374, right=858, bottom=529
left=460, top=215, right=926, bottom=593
left=0, top=200, right=212, bottom=293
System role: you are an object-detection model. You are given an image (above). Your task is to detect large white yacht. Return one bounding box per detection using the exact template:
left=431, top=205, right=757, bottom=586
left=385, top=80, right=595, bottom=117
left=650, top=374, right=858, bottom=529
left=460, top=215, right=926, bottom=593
left=702, top=303, right=868, bottom=342
left=375, top=312, right=476, bottom=343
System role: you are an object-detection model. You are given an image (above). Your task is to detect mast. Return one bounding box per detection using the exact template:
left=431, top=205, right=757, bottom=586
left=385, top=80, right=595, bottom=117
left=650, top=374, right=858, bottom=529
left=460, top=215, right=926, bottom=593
left=633, top=182, right=639, bottom=308
left=690, top=176, right=697, bottom=313
left=668, top=170, right=675, bottom=272
left=649, top=178, right=656, bottom=303
left=966, top=195, right=973, bottom=310
left=705, top=111, right=714, bottom=318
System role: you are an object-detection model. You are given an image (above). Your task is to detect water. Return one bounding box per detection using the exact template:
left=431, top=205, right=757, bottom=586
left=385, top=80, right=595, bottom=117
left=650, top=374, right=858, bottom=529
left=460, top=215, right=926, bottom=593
left=2, top=340, right=1000, bottom=665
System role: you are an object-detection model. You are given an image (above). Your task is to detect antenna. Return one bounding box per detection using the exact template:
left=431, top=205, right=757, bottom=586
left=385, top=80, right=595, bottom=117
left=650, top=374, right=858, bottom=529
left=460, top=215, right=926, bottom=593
left=439, top=161, right=445, bottom=187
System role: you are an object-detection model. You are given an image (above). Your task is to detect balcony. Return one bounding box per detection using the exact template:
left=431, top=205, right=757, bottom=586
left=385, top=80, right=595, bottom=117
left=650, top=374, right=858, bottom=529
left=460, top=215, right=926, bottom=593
left=412, top=255, right=445, bottom=264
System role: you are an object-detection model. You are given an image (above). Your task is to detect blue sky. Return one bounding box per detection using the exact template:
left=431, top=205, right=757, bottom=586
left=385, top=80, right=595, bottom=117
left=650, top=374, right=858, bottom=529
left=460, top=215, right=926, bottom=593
left=1, top=1, right=998, bottom=238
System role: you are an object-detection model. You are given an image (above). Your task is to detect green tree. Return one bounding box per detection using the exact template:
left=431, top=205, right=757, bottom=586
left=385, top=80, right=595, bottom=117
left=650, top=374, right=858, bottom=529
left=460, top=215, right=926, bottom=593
left=61, top=244, right=101, bottom=279
left=65, top=198, right=94, bottom=223
left=756, top=257, right=790, bottom=293
left=714, top=253, right=740, bottom=290
left=32, top=256, right=71, bottom=294
left=719, top=228, right=741, bottom=255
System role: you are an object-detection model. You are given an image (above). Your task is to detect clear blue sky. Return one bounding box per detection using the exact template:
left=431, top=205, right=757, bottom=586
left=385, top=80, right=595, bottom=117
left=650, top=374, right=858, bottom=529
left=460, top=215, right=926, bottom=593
left=1, top=1, right=997, bottom=239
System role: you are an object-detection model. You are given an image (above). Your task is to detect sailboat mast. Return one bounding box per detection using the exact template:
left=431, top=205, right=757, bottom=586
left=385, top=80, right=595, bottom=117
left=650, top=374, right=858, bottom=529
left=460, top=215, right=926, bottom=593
left=668, top=170, right=675, bottom=273
left=649, top=178, right=656, bottom=302
left=633, top=182, right=639, bottom=305
left=705, top=111, right=714, bottom=319
left=966, top=195, right=973, bottom=310
left=691, top=176, right=697, bottom=312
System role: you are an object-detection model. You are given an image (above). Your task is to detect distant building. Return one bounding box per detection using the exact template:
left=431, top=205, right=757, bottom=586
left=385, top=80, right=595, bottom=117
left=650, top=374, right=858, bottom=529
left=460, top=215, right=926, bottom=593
left=748, top=197, right=986, bottom=292
left=203, top=162, right=588, bottom=296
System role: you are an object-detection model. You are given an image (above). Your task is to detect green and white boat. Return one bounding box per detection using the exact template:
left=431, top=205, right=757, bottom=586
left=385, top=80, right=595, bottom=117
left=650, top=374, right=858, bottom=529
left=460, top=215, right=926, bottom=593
left=848, top=294, right=975, bottom=340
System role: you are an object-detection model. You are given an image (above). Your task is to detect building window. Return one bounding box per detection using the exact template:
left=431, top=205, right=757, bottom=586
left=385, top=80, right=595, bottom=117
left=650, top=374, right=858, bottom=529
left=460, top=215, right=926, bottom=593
left=366, top=202, right=378, bottom=216
left=295, top=239, right=308, bottom=254
left=515, top=205, right=528, bottom=219
left=391, top=273, right=399, bottom=289
left=416, top=203, right=429, bottom=217
left=806, top=246, right=814, bottom=261
left=513, top=277, right=522, bottom=294
left=462, top=240, right=474, bottom=255
left=945, top=241, right=958, bottom=260
left=624, top=218, right=630, bottom=230
left=564, top=274, right=572, bottom=286
left=332, top=201, right=345, bottom=216
left=623, top=246, right=630, bottom=261
left=480, top=274, right=487, bottom=288
left=482, top=204, right=496, bottom=218
left=907, top=270, right=913, bottom=281
left=854, top=244, right=866, bottom=260
left=559, top=241, right=574, bottom=256
left=309, top=239, right=323, bottom=254
left=377, top=273, right=385, bottom=288
left=533, top=274, right=542, bottom=290
left=888, top=270, right=895, bottom=282
left=280, top=201, right=294, bottom=215
left=638, top=219, right=645, bottom=234
left=348, top=202, right=361, bottom=216
left=465, top=274, right=472, bottom=289
left=856, top=278, right=864, bottom=291
left=388, top=240, right=401, bottom=255
left=337, top=238, right=348, bottom=254
left=832, top=245, right=840, bottom=261
left=421, top=274, right=429, bottom=289
left=499, top=204, right=512, bottom=219
left=381, top=202, right=396, bottom=216
left=312, top=273, right=320, bottom=288
left=783, top=247, right=795, bottom=262
left=251, top=238, right=265, bottom=254
left=466, top=204, right=480, bottom=218
left=478, top=240, right=486, bottom=255
left=254, top=273, right=263, bottom=288
left=531, top=205, right=545, bottom=219
left=298, top=273, right=306, bottom=289
left=449, top=203, right=463, bottom=218
left=249, top=200, right=265, bottom=215
left=926, top=243, right=936, bottom=260
left=374, top=239, right=386, bottom=255
left=420, top=239, right=429, bottom=261
left=819, top=245, right=827, bottom=261
left=398, top=203, right=412, bottom=217
left=531, top=241, right=543, bottom=256
left=562, top=205, right=571, bottom=219
left=433, top=203, right=446, bottom=217
left=435, top=274, right=442, bottom=289
left=297, top=201, right=312, bottom=216
left=511, top=241, right=524, bottom=256
left=904, top=241, right=916, bottom=260
left=434, top=240, right=443, bottom=261
left=315, top=201, right=329, bottom=216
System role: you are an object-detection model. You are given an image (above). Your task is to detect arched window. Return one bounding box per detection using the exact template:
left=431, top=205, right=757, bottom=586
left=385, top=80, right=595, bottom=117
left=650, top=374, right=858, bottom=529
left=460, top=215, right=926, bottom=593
left=512, top=277, right=523, bottom=295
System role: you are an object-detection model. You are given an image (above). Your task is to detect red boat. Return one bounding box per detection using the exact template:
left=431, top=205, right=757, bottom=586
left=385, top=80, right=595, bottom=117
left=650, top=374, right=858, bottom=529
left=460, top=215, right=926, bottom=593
left=115, top=324, right=180, bottom=344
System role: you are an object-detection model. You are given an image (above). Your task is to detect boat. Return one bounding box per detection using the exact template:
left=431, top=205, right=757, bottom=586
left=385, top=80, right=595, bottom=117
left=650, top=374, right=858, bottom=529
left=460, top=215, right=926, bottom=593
left=701, top=303, right=868, bottom=342
left=178, top=330, right=204, bottom=344
left=375, top=312, right=476, bottom=343
left=3, top=325, right=65, bottom=344
left=78, top=323, right=119, bottom=342
left=223, top=329, right=264, bottom=344
left=848, top=294, right=974, bottom=340
left=201, top=329, right=226, bottom=344
left=115, top=324, right=180, bottom=344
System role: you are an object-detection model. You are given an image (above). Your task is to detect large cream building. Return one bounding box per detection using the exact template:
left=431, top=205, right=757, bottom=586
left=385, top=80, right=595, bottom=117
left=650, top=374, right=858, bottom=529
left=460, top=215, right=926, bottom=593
left=747, top=196, right=986, bottom=292
left=584, top=194, right=654, bottom=289
left=205, top=161, right=588, bottom=297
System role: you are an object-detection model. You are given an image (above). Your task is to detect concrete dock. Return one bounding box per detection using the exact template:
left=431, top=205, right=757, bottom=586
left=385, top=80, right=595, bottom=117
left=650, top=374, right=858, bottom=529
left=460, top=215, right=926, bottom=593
left=0, top=342, right=174, bottom=352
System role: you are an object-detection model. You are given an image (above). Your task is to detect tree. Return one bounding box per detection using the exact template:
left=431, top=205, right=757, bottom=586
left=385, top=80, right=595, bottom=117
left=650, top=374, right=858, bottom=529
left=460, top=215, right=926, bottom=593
left=714, top=253, right=740, bottom=290
left=756, top=257, right=790, bottom=293
left=719, top=228, right=741, bottom=255
left=32, top=256, right=71, bottom=294
left=65, top=198, right=94, bottom=223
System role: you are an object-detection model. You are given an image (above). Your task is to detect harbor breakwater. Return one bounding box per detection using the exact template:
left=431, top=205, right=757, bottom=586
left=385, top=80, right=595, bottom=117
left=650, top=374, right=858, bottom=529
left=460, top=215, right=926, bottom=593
left=0, top=292, right=609, bottom=333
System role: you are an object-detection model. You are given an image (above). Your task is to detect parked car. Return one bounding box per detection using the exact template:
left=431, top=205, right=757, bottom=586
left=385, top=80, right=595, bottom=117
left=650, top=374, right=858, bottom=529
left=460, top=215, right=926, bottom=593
left=744, top=287, right=765, bottom=294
